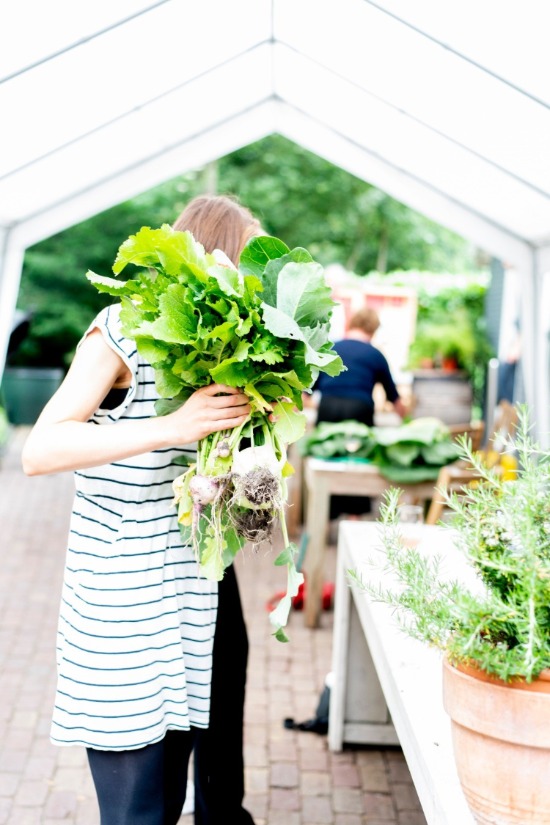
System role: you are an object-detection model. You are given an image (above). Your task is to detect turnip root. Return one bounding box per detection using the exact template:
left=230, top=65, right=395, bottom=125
left=189, top=474, right=220, bottom=506
left=216, top=440, right=231, bottom=459
left=232, top=466, right=281, bottom=511
left=230, top=506, right=276, bottom=544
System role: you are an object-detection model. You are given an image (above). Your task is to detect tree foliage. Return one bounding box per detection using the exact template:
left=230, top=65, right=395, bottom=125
left=13, top=135, right=483, bottom=368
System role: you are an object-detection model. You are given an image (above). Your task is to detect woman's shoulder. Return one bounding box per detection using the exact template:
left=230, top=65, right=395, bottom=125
left=80, top=303, right=138, bottom=366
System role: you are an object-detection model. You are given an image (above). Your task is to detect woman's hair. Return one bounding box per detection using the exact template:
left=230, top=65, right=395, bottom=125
left=172, top=194, right=261, bottom=265
left=348, top=306, right=380, bottom=336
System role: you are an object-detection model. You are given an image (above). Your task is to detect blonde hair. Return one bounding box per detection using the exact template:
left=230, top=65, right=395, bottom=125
left=348, top=306, right=380, bottom=336
left=172, top=195, right=261, bottom=265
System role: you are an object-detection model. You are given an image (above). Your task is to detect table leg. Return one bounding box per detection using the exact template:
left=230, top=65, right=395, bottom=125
left=304, top=475, right=330, bottom=628
left=328, top=540, right=350, bottom=750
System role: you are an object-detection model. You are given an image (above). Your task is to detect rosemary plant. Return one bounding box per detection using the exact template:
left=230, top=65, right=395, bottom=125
left=350, top=408, right=550, bottom=682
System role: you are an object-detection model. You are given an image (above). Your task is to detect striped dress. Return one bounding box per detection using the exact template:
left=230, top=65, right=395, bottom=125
left=51, top=304, right=218, bottom=750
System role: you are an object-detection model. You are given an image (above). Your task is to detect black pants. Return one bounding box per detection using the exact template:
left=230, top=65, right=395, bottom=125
left=87, top=729, right=195, bottom=825
left=193, top=564, right=255, bottom=825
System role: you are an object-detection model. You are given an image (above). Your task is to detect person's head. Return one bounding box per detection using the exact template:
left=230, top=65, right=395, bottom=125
left=348, top=306, right=380, bottom=338
left=172, top=194, right=261, bottom=266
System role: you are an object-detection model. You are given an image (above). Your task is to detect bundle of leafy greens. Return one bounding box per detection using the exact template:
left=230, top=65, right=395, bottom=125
left=87, top=226, right=343, bottom=641
left=300, top=417, right=460, bottom=483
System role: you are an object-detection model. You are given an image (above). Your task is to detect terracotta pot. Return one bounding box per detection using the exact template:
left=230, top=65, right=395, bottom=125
left=441, top=356, right=459, bottom=372
left=442, top=657, right=550, bottom=824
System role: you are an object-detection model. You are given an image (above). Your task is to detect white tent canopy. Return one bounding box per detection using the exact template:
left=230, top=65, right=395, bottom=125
left=1, top=0, right=549, bottom=439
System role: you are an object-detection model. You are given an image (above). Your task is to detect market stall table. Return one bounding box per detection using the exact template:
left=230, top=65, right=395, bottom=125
left=329, top=521, right=475, bottom=825
left=303, top=457, right=436, bottom=627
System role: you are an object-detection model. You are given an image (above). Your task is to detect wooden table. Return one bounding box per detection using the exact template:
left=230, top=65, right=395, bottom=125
left=329, top=521, right=475, bottom=825
left=303, top=458, right=436, bottom=627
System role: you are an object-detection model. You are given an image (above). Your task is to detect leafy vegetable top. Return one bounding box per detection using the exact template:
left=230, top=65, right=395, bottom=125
left=87, top=225, right=343, bottom=420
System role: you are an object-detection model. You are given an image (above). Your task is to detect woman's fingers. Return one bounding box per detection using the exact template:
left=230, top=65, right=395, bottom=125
left=200, top=383, right=240, bottom=397
left=198, top=384, right=250, bottom=411
left=168, top=384, right=251, bottom=443
left=209, top=412, right=251, bottom=433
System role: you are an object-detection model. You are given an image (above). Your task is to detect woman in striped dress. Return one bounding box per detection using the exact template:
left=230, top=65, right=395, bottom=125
left=22, top=196, right=260, bottom=825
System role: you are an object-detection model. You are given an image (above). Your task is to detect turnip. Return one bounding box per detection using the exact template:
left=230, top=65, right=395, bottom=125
left=188, top=474, right=220, bottom=506
left=216, top=440, right=231, bottom=459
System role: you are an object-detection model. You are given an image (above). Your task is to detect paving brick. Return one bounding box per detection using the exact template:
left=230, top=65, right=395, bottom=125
left=6, top=807, right=42, bottom=824
left=331, top=762, right=360, bottom=787
left=384, top=750, right=412, bottom=783
left=269, top=740, right=298, bottom=761
left=300, top=771, right=330, bottom=796
left=363, top=791, right=396, bottom=820
left=246, top=767, right=269, bottom=793
left=0, top=799, right=10, bottom=825
left=43, top=789, right=78, bottom=818
left=391, top=781, right=424, bottom=813
left=13, top=779, right=49, bottom=807
left=266, top=812, right=301, bottom=825
left=397, top=812, right=428, bottom=825
left=301, top=794, right=334, bottom=823
left=365, top=820, right=398, bottom=825
left=245, top=744, right=269, bottom=767
left=269, top=787, right=300, bottom=811
left=334, top=815, right=363, bottom=825
left=298, top=749, right=329, bottom=772
left=245, top=792, right=268, bottom=820
left=0, top=775, right=18, bottom=798
left=333, top=787, right=364, bottom=814
left=271, top=762, right=299, bottom=788
left=356, top=751, right=392, bottom=792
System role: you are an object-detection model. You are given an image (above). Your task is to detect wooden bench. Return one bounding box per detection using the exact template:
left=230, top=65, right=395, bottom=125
left=328, top=521, right=475, bottom=825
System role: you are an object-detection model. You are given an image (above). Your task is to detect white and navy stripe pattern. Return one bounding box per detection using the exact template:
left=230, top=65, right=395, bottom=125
left=51, top=304, right=218, bottom=751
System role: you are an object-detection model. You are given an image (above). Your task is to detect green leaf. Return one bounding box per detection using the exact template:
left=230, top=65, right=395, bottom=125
left=384, top=442, right=422, bottom=467
left=274, top=543, right=298, bottom=566
left=207, top=263, right=243, bottom=297
left=134, top=337, right=172, bottom=365
left=261, top=304, right=342, bottom=371
left=270, top=401, right=307, bottom=446
left=260, top=248, right=314, bottom=307
left=275, top=262, right=335, bottom=326
left=209, top=340, right=251, bottom=385
left=243, top=383, right=271, bottom=412
left=154, top=366, right=185, bottom=398
left=197, top=527, right=226, bottom=581
left=113, top=225, right=172, bottom=274
left=239, top=235, right=290, bottom=278
left=222, top=528, right=246, bottom=567
left=421, top=440, right=461, bottom=465
left=373, top=418, right=449, bottom=447
left=138, top=284, right=199, bottom=344
left=274, top=628, right=289, bottom=643
left=375, top=464, right=442, bottom=483
left=86, top=271, right=133, bottom=296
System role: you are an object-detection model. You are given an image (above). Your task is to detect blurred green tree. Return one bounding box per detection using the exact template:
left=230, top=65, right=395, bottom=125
left=13, top=135, right=482, bottom=368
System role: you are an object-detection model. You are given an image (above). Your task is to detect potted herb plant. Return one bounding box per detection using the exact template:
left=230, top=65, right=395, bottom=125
left=352, top=408, right=550, bottom=825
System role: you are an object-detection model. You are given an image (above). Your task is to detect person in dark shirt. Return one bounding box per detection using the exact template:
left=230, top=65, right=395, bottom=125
left=314, top=306, right=406, bottom=518
left=315, top=306, right=406, bottom=427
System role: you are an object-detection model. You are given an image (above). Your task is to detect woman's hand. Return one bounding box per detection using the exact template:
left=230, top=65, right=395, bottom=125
left=166, top=384, right=251, bottom=445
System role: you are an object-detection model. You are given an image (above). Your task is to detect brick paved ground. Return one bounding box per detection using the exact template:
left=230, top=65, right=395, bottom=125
left=0, top=428, right=426, bottom=825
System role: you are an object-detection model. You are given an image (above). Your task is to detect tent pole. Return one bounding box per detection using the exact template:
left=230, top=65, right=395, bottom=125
left=0, top=229, right=25, bottom=386
left=533, top=248, right=550, bottom=449
left=519, top=248, right=548, bottom=449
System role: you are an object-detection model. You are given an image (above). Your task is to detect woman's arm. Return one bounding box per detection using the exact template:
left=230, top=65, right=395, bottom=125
left=22, top=329, right=250, bottom=476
